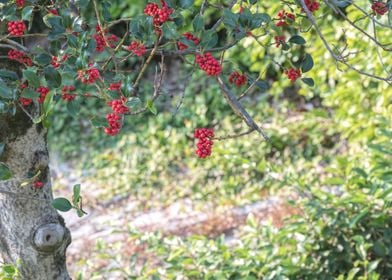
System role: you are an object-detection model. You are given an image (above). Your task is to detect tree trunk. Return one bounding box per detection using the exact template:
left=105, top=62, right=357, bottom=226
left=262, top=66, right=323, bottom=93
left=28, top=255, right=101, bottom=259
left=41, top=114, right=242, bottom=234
left=0, top=108, right=71, bottom=279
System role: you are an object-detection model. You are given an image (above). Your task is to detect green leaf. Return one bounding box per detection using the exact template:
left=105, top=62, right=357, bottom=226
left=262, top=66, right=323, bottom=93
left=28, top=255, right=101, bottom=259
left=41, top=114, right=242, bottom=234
left=349, top=208, right=369, bottom=228
left=21, top=6, right=34, bottom=21
left=223, top=9, right=238, bottom=28
left=162, top=22, right=178, bottom=40
left=67, top=34, right=79, bottom=48
left=35, top=53, right=52, bottom=66
left=90, top=117, right=107, bottom=128
left=0, top=79, right=13, bottom=99
left=301, top=54, right=314, bottom=73
left=2, top=265, right=15, bottom=275
left=192, top=14, right=204, bottom=32
left=179, top=0, right=194, bottom=8
left=147, top=99, right=157, bottom=115
left=255, top=80, right=269, bottom=91
left=43, top=90, right=54, bottom=117
left=126, top=97, right=141, bottom=110
left=373, top=240, right=387, bottom=257
left=66, top=99, right=80, bottom=116
left=52, top=197, right=73, bottom=212
left=0, top=69, right=18, bottom=80
left=46, top=16, right=66, bottom=40
left=21, top=89, right=37, bottom=99
left=44, top=66, right=62, bottom=88
left=0, top=162, right=12, bottom=180
left=301, top=77, right=314, bottom=87
left=201, top=30, right=218, bottom=49
left=73, top=184, right=81, bottom=205
left=288, top=35, right=306, bottom=45
left=23, top=69, right=40, bottom=88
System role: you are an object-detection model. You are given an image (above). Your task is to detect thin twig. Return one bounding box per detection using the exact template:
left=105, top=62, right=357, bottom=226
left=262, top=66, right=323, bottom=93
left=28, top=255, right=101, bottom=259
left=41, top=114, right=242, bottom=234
left=216, top=75, right=269, bottom=141
left=213, top=129, right=255, bottom=141
left=299, top=0, right=391, bottom=84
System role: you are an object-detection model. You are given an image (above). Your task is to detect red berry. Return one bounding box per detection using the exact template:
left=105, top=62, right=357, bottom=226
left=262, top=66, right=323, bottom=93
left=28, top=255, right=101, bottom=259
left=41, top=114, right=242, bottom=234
left=49, top=9, right=59, bottom=15
left=7, top=50, right=32, bottom=66
left=177, top=32, right=200, bottom=50
left=274, top=35, right=285, bottom=48
left=33, top=181, right=44, bottom=189
left=77, top=65, right=101, bottom=84
left=371, top=2, right=388, bottom=16
left=16, top=0, right=25, bottom=8
left=37, top=86, right=50, bottom=103
left=275, top=10, right=296, bottom=27
left=228, top=71, right=247, bottom=87
left=61, top=85, right=76, bottom=101
left=144, top=1, right=173, bottom=26
left=302, top=0, right=320, bottom=13
left=284, top=68, right=301, bottom=82
left=109, top=82, right=121, bottom=91
left=19, top=97, right=33, bottom=106
left=127, top=42, right=147, bottom=56
left=7, top=21, right=26, bottom=36
left=195, top=53, right=222, bottom=76
left=194, top=128, right=214, bottom=158
left=108, top=96, right=129, bottom=114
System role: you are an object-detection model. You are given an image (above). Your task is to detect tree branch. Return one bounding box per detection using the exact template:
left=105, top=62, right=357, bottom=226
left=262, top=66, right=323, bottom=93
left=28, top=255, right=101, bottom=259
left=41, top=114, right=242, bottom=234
left=216, top=76, right=269, bottom=141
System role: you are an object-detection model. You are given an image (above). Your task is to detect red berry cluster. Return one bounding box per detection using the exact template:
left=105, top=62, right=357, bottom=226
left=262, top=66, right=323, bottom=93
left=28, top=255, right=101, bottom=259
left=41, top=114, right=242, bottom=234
left=104, top=113, right=122, bottom=136
left=93, top=25, right=118, bottom=52
left=37, top=86, right=50, bottom=103
left=128, top=42, right=147, bottom=57
left=276, top=10, right=295, bottom=27
left=303, top=0, right=320, bottom=13
left=108, top=96, right=129, bottom=114
left=7, top=21, right=26, bottom=36
left=285, top=68, right=302, bottom=82
left=274, top=35, right=286, bottom=48
left=19, top=97, right=33, bottom=106
left=177, top=32, right=200, bottom=50
left=61, top=86, right=76, bottom=101
left=196, top=53, right=222, bottom=76
left=51, top=54, right=68, bottom=68
left=372, top=2, right=388, bottom=15
left=228, top=71, right=247, bottom=87
left=77, top=65, right=101, bottom=84
left=109, top=82, right=121, bottom=91
left=144, top=1, right=173, bottom=26
left=7, top=50, right=32, bottom=66
left=194, top=128, right=214, bottom=158
left=94, top=33, right=118, bottom=52
left=16, top=0, right=25, bottom=8
left=32, top=181, right=44, bottom=189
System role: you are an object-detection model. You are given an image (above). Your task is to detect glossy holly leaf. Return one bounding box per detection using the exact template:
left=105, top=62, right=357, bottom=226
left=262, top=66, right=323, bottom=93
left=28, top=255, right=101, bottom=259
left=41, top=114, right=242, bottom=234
left=301, top=54, right=314, bottom=73
left=301, top=77, right=314, bottom=87
left=223, top=9, right=238, bottom=28
left=0, top=79, right=13, bottom=99
left=0, top=69, right=18, bottom=80
left=192, top=14, right=204, bottom=32
left=289, top=35, right=306, bottom=45
left=23, top=69, right=40, bottom=88
left=44, top=66, right=62, bottom=88
left=179, top=0, right=194, bottom=8
left=52, top=197, right=73, bottom=212
left=21, top=89, right=38, bottom=99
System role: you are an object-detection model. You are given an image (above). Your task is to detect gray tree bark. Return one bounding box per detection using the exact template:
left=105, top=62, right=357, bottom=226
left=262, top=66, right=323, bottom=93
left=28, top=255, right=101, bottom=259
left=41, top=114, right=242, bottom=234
left=0, top=106, right=71, bottom=278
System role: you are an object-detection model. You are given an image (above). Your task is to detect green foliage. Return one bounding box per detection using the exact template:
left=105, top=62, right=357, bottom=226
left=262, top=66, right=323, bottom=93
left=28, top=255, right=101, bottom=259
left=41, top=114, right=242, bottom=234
left=0, top=263, right=19, bottom=280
